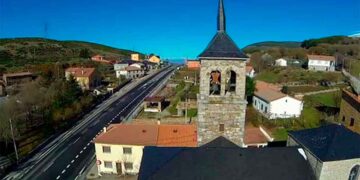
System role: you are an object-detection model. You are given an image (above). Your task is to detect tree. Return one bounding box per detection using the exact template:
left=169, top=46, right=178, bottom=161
left=246, top=76, right=256, bottom=98
left=79, top=48, right=90, bottom=59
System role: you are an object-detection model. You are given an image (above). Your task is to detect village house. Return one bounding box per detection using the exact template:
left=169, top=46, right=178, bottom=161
left=129, top=63, right=145, bottom=70
left=114, top=62, right=130, bottom=78
left=147, top=55, right=161, bottom=64
left=117, top=66, right=144, bottom=79
left=253, top=81, right=303, bottom=119
left=275, top=58, right=304, bottom=68
left=186, top=59, right=201, bottom=69
left=246, top=65, right=255, bottom=78
left=339, top=88, right=360, bottom=134
left=307, top=55, right=336, bottom=72
left=287, top=124, right=360, bottom=180
left=65, top=67, right=101, bottom=90
left=143, top=96, right=166, bottom=113
left=138, top=137, right=315, bottom=180
left=91, top=54, right=113, bottom=64
left=94, top=124, right=197, bottom=175
left=2, top=72, right=33, bottom=87
left=131, top=53, right=141, bottom=61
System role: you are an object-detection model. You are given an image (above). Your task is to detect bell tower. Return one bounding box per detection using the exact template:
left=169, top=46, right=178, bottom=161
left=197, top=0, right=249, bottom=146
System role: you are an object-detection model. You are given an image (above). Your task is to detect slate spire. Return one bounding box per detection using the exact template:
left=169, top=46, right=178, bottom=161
left=217, top=0, right=226, bottom=32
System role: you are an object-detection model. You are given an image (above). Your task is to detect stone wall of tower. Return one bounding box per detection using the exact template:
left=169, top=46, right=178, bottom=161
left=197, top=59, right=247, bottom=146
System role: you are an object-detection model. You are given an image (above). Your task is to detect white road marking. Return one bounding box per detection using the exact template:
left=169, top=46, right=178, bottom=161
left=80, top=150, right=83, bottom=154
left=87, top=142, right=90, bottom=146
left=61, top=170, right=66, bottom=174
left=76, top=155, right=79, bottom=159
left=66, top=164, right=70, bottom=168
left=56, top=175, right=60, bottom=180
left=71, top=160, right=74, bottom=163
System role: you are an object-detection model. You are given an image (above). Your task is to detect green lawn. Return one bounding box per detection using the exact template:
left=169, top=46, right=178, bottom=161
left=255, top=71, right=281, bottom=83
left=255, top=67, right=345, bottom=84
left=349, top=59, right=360, bottom=78
left=272, top=128, right=289, bottom=141
left=304, top=91, right=341, bottom=107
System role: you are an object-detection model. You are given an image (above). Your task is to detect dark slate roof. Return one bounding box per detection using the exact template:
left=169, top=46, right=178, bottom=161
left=288, top=124, right=360, bottom=162
left=202, top=136, right=239, bottom=148
left=198, top=32, right=248, bottom=60
left=139, top=140, right=315, bottom=180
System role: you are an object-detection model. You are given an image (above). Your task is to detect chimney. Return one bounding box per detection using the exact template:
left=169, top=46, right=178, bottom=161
left=157, top=120, right=161, bottom=125
left=103, top=127, right=107, bottom=133
left=81, top=69, right=84, bottom=75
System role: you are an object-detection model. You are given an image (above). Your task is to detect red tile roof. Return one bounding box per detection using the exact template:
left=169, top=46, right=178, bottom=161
left=94, top=124, right=159, bottom=146
left=125, top=66, right=142, bottom=71
left=65, top=67, right=95, bottom=78
left=254, top=90, right=287, bottom=102
left=95, top=124, right=198, bottom=147
left=307, top=55, right=335, bottom=61
left=244, top=126, right=268, bottom=145
left=157, top=125, right=197, bottom=147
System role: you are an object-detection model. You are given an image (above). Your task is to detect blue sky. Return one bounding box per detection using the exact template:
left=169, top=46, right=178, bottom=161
left=0, top=0, right=359, bottom=60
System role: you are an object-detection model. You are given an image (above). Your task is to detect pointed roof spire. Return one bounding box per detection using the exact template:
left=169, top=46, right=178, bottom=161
left=198, top=0, right=248, bottom=60
left=217, top=0, right=226, bottom=32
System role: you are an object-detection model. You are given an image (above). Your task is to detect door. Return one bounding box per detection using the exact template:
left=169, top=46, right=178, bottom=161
left=116, top=162, right=122, bottom=175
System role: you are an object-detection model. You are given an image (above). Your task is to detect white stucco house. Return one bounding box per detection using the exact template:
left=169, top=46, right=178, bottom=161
left=116, top=66, right=145, bottom=79
left=275, top=58, right=288, bottom=67
left=246, top=65, right=256, bottom=78
left=307, top=55, right=336, bottom=72
left=253, top=89, right=303, bottom=119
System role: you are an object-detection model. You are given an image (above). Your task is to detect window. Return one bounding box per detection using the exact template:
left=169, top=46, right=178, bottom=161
left=350, top=118, right=355, bottom=127
left=102, top=146, right=111, bottom=153
left=210, top=71, right=221, bottom=95
left=261, top=104, right=263, bottom=111
left=123, top=147, right=132, bottom=154
left=342, top=116, right=345, bottom=122
left=225, top=70, right=236, bottom=94
left=124, top=162, right=133, bottom=170
left=219, top=124, right=225, bottom=132
left=254, top=100, right=257, bottom=106
left=265, top=107, right=268, bottom=113
left=104, top=161, right=113, bottom=168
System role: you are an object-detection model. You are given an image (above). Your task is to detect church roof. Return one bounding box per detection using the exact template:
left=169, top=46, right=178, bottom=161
left=288, top=124, right=360, bottom=162
left=198, top=0, right=248, bottom=60
left=139, top=144, right=315, bottom=180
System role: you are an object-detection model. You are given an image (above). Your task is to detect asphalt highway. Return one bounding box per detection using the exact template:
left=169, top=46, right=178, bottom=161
left=4, top=66, right=175, bottom=180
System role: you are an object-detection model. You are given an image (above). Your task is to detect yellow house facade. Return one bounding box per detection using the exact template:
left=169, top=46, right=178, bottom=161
left=148, top=55, right=161, bottom=64
left=131, top=54, right=141, bottom=61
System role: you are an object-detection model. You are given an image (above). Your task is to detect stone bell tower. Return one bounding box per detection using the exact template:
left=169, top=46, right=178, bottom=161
left=197, top=0, right=249, bottom=146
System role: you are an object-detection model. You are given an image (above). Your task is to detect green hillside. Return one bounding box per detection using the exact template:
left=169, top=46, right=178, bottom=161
left=0, top=38, right=143, bottom=68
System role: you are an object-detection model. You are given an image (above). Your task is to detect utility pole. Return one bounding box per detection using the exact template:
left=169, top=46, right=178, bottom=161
left=9, top=118, right=19, bottom=164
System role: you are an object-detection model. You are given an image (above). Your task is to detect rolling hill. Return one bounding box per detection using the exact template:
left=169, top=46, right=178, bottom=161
left=0, top=38, right=143, bottom=68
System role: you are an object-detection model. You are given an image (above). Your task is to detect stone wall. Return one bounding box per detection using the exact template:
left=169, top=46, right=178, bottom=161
left=197, top=59, right=247, bottom=146
left=339, top=91, right=360, bottom=134
left=321, top=158, right=360, bottom=180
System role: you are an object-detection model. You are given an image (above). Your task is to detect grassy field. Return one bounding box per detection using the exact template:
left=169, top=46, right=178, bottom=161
left=349, top=59, right=360, bottom=78
left=255, top=67, right=345, bottom=84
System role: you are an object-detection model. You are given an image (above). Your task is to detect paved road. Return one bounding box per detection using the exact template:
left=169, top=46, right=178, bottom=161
left=4, top=66, right=175, bottom=180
